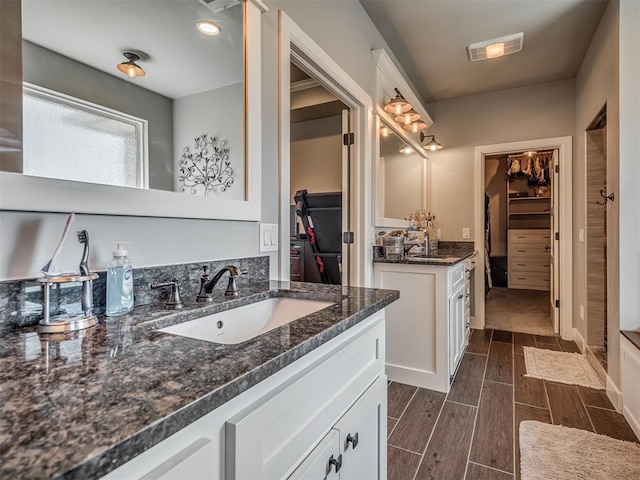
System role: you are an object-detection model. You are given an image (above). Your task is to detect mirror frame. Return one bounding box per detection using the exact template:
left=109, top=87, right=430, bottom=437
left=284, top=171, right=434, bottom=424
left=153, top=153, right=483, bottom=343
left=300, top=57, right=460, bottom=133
left=0, top=0, right=267, bottom=221
left=372, top=49, right=432, bottom=228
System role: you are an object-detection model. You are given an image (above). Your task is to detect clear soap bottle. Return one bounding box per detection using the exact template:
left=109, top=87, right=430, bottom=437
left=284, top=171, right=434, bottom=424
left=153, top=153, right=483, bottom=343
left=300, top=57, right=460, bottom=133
left=106, top=242, right=134, bottom=317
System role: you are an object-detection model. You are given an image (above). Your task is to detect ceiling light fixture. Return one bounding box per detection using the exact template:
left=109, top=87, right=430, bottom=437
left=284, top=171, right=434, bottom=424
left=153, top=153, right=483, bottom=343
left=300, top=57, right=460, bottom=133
left=196, top=20, right=221, bottom=36
left=116, top=52, right=145, bottom=78
left=467, top=32, right=524, bottom=61
left=383, top=88, right=412, bottom=116
left=399, top=145, right=414, bottom=155
left=420, top=132, right=443, bottom=151
left=403, top=121, right=427, bottom=133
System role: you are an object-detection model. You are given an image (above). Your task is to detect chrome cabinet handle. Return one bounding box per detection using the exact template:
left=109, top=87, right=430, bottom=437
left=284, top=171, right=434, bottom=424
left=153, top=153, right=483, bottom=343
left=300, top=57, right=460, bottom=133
left=458, top=294, right=464, bottom=299
left=329, top=454, right=342, bottom=473
left=347, top=432, right=359, bottom=449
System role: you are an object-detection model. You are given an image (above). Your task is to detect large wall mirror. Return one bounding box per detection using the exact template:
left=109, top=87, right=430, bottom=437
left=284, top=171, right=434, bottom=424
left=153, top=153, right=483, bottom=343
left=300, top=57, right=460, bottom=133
left=373, top=49, right=432, bottom=227
left=0, top=0, right=266, bottom=221
left=377, top=119, right=428, bottom=223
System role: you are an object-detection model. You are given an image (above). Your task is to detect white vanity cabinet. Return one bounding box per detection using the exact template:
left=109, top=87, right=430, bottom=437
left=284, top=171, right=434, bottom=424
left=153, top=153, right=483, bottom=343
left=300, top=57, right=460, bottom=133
left=621, top=334, right=640, bottom=439
left=102, top=312, right=387, bottom=480
left=374, top=261, right=470, bottom=392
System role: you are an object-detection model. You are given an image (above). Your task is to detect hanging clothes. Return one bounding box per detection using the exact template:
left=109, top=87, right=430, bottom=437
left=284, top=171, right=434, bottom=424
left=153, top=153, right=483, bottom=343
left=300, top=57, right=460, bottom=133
left=484, top=193, right=493, bottom=295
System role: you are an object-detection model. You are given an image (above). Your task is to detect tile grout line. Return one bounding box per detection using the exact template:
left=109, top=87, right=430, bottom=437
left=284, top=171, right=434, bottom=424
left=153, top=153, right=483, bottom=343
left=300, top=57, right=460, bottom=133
left=447, top=398, right=480, bottom=409
left=389, top=386, right=419, bottom=440
left=584, top=403, right=616, bottom=412
left=578, top=384, right=598, bottom=433
left=468, top=460, right=515, bottom=477
left=387, top=443, right=422, bottom=456
left=463, top=330, right=491, bottom=480
left=514, top=401, right=550, bottom=411
left=542, top=380, right=555, bottom=425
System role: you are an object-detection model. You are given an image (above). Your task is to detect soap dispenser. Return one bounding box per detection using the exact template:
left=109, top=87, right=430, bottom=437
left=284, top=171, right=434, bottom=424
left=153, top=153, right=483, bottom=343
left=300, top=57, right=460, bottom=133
left=106, top=242, right=134, bottom=317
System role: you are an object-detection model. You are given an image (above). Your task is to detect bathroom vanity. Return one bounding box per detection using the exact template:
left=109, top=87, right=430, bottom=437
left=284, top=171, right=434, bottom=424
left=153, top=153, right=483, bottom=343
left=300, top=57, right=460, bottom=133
left=0, top=281, right=397, bottom=479
left=373, top=250, right=476, bottom=392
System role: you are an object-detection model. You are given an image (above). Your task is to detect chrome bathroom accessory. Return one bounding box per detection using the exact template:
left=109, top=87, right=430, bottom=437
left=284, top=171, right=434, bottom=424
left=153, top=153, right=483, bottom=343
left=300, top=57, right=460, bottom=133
left=197, top=265, right=248, bottom=301
left=150, top=279, right=184, bottom=310
left=38, top=273, right=99, bottom=334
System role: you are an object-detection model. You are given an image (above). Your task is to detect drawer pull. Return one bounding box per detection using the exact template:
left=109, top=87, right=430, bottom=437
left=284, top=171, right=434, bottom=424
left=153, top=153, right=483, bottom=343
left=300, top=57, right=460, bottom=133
left=329, top=454, right=343, bottom=473
left=545, top=245, right=550, bottom=251
left=517, top=263, right=526, bottom=266
left=517, top=249, right=526, bottom=253
left=458, top=294, right=464, bottom=299
left=347, top=432, right=359, bottom=449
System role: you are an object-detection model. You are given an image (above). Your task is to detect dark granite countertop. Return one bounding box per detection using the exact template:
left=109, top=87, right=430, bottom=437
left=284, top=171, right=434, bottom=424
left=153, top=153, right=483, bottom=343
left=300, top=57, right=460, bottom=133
left=622, top=330, right=640, bottom=350
left=0, top=281, right=398, bottom=480
left=373, top=249, right=476, bottom=266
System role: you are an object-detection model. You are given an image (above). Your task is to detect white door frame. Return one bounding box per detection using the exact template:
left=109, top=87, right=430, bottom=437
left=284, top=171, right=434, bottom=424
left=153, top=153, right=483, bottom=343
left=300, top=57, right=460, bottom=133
left=473, top=136, right=573, bottom=340
left=278, top=11, right=373, bottom=286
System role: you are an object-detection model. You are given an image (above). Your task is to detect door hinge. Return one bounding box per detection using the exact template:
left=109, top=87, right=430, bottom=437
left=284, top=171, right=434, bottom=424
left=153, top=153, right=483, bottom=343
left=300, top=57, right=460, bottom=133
left=555, top=232, right=559, bottom=241
left=555, top=164, right=559, bottom=174
left=343, top=132, right=354, bottom=146
left=555, top=299, right=560, bottom=308
left=342, top=231, right=354, bottom=244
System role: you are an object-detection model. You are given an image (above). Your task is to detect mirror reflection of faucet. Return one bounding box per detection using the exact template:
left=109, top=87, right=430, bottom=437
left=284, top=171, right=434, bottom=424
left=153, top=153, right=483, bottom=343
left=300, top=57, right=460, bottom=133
left=197, top=265, right=248, bottom=301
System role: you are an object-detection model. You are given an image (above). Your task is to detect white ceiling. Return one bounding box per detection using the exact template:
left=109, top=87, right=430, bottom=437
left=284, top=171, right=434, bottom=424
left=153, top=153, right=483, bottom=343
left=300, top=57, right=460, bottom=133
left=22, top=0, right=243, bottom=99
left=360, top=0, right=609, bottom=103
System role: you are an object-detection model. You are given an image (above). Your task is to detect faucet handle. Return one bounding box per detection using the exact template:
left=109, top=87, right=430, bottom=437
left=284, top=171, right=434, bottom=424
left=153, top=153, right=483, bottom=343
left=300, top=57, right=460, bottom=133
left=150, top=278, right=184, bottom=310
left=201, top=265, right=209, bottom=277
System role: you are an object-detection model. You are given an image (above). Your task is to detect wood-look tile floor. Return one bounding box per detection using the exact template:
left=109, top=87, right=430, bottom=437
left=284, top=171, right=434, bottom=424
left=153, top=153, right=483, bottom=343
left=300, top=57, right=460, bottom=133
left=387, top=329, right=639, bottom=480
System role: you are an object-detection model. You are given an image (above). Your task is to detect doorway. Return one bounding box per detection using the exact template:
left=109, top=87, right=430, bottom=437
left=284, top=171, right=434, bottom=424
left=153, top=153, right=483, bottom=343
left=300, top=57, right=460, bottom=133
left=473, top=137, right=573, bottom=341
left=585, top=106, right=608, bottom=373
left=289, top=62, right=349, bottom=284
left=278, top=12, right=372, bottom=287
left=484, top=149, right=557, bottom=336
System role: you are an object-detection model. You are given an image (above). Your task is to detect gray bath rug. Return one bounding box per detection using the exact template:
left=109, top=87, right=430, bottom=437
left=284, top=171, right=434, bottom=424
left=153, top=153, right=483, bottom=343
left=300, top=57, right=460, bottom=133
left=523, top=346, right=604, bottom=389
left=519, top=421, right=640, bottom=480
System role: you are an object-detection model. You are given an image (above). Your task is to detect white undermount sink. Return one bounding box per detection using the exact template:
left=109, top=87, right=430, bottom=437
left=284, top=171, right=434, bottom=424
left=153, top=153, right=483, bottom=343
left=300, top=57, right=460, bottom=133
left=158, top=297, right=335, bottom=345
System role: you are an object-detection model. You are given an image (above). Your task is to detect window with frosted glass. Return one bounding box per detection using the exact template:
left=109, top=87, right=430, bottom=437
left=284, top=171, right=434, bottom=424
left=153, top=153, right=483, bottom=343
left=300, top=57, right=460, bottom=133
left=22, top=85, right=148, bottom=188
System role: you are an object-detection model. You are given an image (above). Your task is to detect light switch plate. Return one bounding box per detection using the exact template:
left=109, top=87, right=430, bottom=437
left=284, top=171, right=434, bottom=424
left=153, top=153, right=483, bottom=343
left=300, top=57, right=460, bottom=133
left=436, top=228, right=442, bottom=239
left=259, top=223, right=278, bottom=252
left=578, top=228, right=585, bottom=243
left=462, top=227, right=470, bottom=239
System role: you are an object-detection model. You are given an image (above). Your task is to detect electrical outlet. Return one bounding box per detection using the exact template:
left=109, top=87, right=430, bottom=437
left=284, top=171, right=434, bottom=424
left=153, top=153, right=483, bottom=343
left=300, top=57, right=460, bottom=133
left=436, top=228, right=442, bottom=239
left=259, top=223, right=278, bottom=252
left=580, top=305, right=584, bottom=321
left=462, top=227, right=470, bottom=239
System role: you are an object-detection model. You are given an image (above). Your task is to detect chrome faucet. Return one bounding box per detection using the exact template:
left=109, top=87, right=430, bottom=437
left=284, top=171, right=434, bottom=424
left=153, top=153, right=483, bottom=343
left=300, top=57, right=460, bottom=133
left=197, top=265, right=248, bottom=301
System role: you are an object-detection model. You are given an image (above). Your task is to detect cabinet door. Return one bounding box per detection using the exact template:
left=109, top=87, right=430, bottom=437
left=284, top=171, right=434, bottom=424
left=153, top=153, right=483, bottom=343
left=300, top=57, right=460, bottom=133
left=448, top=285, right=465, bottom=377
left=334, top=377, right=386, bottom=480
left=288, top=429, right=341, bottom=480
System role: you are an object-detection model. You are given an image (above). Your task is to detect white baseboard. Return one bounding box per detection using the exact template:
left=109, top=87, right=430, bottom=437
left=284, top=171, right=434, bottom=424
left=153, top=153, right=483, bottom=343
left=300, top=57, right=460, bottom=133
left=572, top=327, right=586, bottom=353
left=606, top=374, right=623, bottom=412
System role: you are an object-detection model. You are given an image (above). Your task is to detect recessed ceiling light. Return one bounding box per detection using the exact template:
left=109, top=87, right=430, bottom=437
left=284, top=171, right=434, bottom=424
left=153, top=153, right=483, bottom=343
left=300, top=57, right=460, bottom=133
left=468, top=33, right=524, bottom=61
left=197, top=21, right=221, bottom=36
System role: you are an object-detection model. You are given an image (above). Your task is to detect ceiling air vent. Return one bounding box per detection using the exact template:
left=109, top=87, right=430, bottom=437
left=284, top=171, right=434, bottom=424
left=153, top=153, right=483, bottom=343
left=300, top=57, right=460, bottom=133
left=467, top=33, right=524, bottom=61
left=198, top=0, right=240, bottom=14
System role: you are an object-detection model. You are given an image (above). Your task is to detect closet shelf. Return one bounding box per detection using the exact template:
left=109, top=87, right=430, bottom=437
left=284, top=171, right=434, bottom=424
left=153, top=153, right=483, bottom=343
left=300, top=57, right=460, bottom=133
left=508, top=197, right=551, bottom=201
left=509, top=212, right=550, bottom=216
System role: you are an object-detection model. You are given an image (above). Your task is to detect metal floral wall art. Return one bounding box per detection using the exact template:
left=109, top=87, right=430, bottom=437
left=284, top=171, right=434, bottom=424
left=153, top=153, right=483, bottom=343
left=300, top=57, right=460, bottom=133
left=178, top=134, right=234, bottom=196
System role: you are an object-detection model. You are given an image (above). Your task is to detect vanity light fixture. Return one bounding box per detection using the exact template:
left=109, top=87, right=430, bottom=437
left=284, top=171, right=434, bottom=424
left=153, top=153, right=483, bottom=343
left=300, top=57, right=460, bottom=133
left=403, top=121, right=427, bottom=133
left=399, top=145, right=414, bottom=155
left=116, top=52, right=145, bottom=78
left=420, top=132, right=443, bottom=151
left=196, top=20, right=221, bottom=36
left=395, top=109, right=420, bottom=126
left=383, top=88, right=412, bottom=116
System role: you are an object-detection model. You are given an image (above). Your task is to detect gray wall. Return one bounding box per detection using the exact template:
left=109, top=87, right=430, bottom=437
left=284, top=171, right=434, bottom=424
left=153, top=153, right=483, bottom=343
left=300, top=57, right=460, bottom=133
left=22, top=41, right=174, bottom=191
left=425, top=78, right=576, bottom=241
left=290, top=116, right=342, bottom=204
